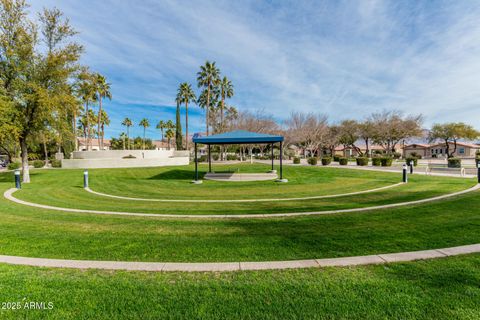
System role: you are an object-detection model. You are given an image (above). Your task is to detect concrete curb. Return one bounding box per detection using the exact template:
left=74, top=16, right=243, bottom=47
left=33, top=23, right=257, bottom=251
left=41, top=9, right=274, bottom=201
left=85, top=182, right=404, bottom=203
left=4, top=184, right=480, bottom=219
left=0, top=244, right=478, bottom=272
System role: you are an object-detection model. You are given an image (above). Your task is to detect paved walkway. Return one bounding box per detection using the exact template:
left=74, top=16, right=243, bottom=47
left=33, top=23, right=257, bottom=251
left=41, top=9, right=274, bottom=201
left=4, top=184, right=480, bottom=219
left=0, top=243, right=478, bottom=272
left=85, top=183, right=404, bottom=203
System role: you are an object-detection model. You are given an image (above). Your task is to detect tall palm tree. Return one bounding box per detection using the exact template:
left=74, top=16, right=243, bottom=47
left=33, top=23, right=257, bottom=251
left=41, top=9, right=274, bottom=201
left=78, top=72, right=96, bottom=151
left=119, top=132, right=127, bottom=150
left=218, top=76, right=234, bottom=133
left=94, top=73, right=112, bottom=150
left=196, top=61, right=220, bottom=136
left=175, top=98, right=183, bottom=150
left=139, top=118, right=150, bottom=150
left=156, top=120, right=166, bottom=142
left=99, top=109, right=110, bottom=149
left=165, top=128, right=174, bottom=150
left=176, top=82, right=196, bottom=149
left=122, top=118, right=133, bottom=150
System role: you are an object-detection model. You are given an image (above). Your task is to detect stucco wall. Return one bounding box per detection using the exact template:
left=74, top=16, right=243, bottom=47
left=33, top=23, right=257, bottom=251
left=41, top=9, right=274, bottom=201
left=62, top=156, right=189, bottom=169
left=71, top=150, right=175, bottom=159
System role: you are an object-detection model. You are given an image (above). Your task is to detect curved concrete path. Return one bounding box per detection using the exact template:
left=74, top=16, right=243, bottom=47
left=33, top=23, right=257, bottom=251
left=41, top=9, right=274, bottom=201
left=0, top=243, right=478, bottom=272
left=4, top=184, right=479, bottom=219
left=85, top=182, right=404, bottom=203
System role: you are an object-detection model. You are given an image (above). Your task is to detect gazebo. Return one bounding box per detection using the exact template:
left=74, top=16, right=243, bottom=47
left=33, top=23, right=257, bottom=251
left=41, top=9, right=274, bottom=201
left=192, top=130, right=285, bottom=183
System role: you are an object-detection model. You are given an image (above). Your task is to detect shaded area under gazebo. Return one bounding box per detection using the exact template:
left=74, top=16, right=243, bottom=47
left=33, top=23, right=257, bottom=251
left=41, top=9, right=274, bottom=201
left=192, top=130, right=286, bottom=183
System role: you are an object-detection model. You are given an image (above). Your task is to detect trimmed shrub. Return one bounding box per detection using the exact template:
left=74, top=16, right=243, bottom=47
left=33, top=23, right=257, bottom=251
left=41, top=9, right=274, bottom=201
left=7, top=162, right=20, bottom=170
left=410, top=152, right=423, bottom=159
left=50, top=159, right=62, bottom=168
left=393, top=152, right=402, bottom=159
left=339, top=157, right=348, bottom=165
left=447, top=157, right=461, bottom=168
left=356, top=157, right=369, bottom=166
left=198, top=155, right=207, bottom=162
left=372, top=157, right=382, bottom=166
left=293, top=157, right=301, bottom=164
left=226, top=154, right=237, bottom=161
left=212, top=153, right=219, bottom=161
left=333, top=155, right=340, bottom=162
left=122, top=154, right=136, bottom=159
left=33, top=160, right=45, bottom=168
left=405, top=157, right=418, bottom=166
left=381, top=157, right=393, bottom=167
left=307, top=157, right=318, bottom=165
left=321, top=157, right=332, bottom=166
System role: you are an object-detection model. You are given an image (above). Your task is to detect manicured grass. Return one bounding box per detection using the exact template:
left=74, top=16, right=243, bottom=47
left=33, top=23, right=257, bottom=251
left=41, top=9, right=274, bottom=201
left=0, top=254, right=479, bottom=319
left=0, top=167, right=478, bottom=261
left=10, top=164, right=476, bottom=215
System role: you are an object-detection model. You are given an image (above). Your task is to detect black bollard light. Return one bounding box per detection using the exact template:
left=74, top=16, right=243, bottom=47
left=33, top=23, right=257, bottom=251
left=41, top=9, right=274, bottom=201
left=477, top=161, right=480, bottom=184
left=83, top=170, right=89, bottom=188
left=14, top=169, right=21, bottom=189
left=409, top=162, right=414, bottom=174
left=402, top=164, right=408, bottom=183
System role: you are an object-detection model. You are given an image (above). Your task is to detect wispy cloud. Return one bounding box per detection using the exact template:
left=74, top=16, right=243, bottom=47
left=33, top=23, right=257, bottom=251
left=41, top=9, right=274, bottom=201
left=30, top=0, right=480, bottom=138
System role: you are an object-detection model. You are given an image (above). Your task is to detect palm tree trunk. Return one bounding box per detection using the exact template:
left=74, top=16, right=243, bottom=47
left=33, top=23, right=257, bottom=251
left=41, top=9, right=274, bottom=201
left=85, top=102, right=90, bottom=151
left=206, top=85, right=210, bottom=136
left=97, top=97, right=102, bottom=150
left=185, top=102, right=189, bottom=150
left=143, top=128, right=146, bottom=150
left=127, top=127, right=130, bottom=150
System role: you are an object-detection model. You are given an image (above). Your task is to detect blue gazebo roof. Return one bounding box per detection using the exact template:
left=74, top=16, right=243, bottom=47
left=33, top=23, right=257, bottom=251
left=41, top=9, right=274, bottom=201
left=192, top=130, right=284, bottom=144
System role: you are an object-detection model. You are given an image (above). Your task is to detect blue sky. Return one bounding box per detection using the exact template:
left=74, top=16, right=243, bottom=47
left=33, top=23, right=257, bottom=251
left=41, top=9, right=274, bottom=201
left=31, top=0, right=480, bottom=139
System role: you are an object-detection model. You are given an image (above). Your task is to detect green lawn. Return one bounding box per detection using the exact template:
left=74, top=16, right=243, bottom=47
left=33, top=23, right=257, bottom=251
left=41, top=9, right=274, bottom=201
left=9, top=164, right=476, bottom=215
left=0, top=254, right=479, bottom=319
left=0, top=165, right=478, bottom=262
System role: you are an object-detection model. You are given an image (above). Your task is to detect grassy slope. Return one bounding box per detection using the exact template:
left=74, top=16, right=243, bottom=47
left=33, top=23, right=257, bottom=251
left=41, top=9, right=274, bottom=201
left=0, top=254, right=479, bottom=319
left=10, top=165, right=476, bottom=215
left=0, top=170, right=478, bottom=261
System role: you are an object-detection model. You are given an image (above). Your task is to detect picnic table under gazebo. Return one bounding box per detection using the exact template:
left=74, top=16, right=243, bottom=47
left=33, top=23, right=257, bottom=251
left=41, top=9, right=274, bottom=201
left=191, top=130, right=287, bottom=183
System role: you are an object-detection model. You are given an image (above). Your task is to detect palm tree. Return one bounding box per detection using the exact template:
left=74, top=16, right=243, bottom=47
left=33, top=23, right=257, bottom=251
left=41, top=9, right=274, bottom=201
left=218, top=76, right=234, bottom=133
left=176, top=82, right=196, bottom=149
left=165, top=128, right=174, bottom=150
left=156, top=120, right=166, bottom=142
left=196, top=61, right=220, bottom=136
left=94, top=73, right=112, bottom=150
left=122, top=118, right=133, bottom=149
left=175, top=98, right=183, bottom=150
left=119, top=132, right=127, bottom=150
left=99, top=109, right=110, bottom=149
left=78, top=72, right=96, bottom=150
left=139, top=118, right=150, bottom=150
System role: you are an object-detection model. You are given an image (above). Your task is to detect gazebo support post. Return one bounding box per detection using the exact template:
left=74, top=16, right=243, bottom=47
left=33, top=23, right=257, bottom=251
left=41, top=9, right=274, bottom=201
left=271, top=143, right=274, bottom=171
left=208, top=144, right=212, bottom=173
left=280, top=142, right=283, bottom=179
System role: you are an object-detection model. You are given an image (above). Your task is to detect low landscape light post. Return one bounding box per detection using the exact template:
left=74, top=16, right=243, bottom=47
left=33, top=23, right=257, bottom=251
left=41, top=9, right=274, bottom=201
left=402, top=164, right=408, bottom=183
left=477, top=160, right=480, bottom=184
left=14, top=169, right=21, bottom=189
left=83, top=170, right=89, bottom=188
left=409, top=160, right=414, bottom=174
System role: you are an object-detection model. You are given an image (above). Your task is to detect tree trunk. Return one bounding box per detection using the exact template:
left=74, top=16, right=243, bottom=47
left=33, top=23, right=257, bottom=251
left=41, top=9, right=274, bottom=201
left=206, top=85, right=210, bottom=136
left=97, top=97, right=102, bottom=150
left=42, top=134, right=49, bottom=166
left=143, top=128, right=146, bottom=150
left=127, top=127, right=130, bottom=150
left=185, top=102, right=189, bottom=150
left=20, top=137, right=30, bottom=183
left=445, top=139, right=450, bottom=158
left=85, top=102, right=90, bottom=151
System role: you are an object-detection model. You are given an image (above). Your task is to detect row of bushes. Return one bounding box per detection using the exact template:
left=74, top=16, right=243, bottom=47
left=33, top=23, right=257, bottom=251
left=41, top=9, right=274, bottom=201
left=6, top=159, right=61, bottom=170
left=304, top=156, right=395, bottom=167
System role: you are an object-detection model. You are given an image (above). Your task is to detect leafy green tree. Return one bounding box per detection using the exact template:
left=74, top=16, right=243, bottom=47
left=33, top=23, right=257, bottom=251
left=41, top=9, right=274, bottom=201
left=429, top=122, right=479, bottom=158
left=94, top=73, right=112, bottom=150
left=0, top=1, right=82, bottom=182
left=197, top=61, right=220, bottom=136
left=176, top=82, right=196, bottom=149
left=139, top=118, right=150, bottom=150
left=121, top=117, right=132, bottom=149
left=175, top=99, right=183, bottom=150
